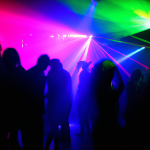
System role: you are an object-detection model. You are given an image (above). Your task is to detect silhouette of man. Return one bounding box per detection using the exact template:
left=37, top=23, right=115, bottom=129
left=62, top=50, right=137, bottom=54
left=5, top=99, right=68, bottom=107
left=1, top=48, right=26, bottom=150
left=90, top=60, right=124, bottom=150
left=21, top=54, right=50, bottom=150
left=76, top=61, right=92, bottom=136
left=45, top=59, right=72, bottom=150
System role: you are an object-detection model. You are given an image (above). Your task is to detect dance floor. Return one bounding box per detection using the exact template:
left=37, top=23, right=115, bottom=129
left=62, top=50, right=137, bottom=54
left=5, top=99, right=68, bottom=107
left=18, top=122, right=94, bottom=150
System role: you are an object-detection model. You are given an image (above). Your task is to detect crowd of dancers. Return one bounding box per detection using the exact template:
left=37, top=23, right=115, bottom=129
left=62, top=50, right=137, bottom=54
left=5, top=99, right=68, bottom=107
left=0, top=44, right=150, bottom=150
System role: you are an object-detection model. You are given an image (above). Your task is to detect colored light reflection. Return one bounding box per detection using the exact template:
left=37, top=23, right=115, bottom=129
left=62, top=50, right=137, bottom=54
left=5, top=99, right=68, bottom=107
left=117, top=47, right=145, bottom=64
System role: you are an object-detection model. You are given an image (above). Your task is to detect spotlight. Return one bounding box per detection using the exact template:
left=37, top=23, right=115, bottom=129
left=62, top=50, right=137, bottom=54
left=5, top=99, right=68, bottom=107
left=63, top=35, right=67, bottom=38
left=90, top=35, right=93, bottom=38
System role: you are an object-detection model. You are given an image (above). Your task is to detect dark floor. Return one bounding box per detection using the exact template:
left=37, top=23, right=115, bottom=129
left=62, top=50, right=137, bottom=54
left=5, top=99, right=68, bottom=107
left=17, top=121, right=94, bottom=150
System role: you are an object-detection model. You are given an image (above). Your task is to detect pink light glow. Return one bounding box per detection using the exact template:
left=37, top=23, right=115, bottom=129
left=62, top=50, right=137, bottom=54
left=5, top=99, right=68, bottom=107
left=0, top=2, right=81, bottom=70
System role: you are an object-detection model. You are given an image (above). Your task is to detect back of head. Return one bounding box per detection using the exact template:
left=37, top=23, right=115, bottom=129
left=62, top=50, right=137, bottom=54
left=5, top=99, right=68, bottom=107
left=3, top=48, right=20, bottom=70
left=50, top=59, right=63, bottom=70
left=130, top=69, right=142, bottom=82
left=82, top=61, right=92, bottom=70
left=91, top=60, right=116, bottom=92
left=93, top=60, right=115, bottom=79
left=37, top=54, right=50, bottom=71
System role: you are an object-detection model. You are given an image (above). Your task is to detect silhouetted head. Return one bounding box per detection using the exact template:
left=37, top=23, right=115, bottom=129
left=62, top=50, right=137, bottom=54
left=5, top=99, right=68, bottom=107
left=37, top=54, right=50, bottom=72
left=82, top=61, right=92, bottom=70
left=92, top=60, right=116, bottom=89
left=77, top=61, right=92, bottom=70
left=3, top=48, right=20, bottom=70
left=130, top=69, right=142, bottom=82
left=50, top=59, right=63, bottom=70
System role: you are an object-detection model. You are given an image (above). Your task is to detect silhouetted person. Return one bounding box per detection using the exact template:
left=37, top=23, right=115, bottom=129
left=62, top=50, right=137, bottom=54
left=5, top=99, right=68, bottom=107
left=45, top=59, right=72, bottom=150
left=76, top=61, right=92, bottom=136
left=1, top=48, right=26, bottom=150
left=90, top=60, right=124, bottom=150
left=21, top=54, right=50, bottom=150
left=123, top=69, right=146, bottom=149
left=141, top=69, right=150, bottom=149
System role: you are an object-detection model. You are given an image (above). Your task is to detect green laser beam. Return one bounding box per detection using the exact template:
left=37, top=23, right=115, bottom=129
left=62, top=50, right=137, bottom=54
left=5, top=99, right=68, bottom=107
left=94, top=36, right=150, bottom=48
left=131, top=35, right=150, bottom=44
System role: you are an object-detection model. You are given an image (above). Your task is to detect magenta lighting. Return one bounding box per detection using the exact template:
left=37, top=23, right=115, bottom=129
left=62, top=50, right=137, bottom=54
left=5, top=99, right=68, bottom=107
left=22, top=39, right=23, bottom=48
left=50, top=35, right=54, bottom=38
left=69, top=35, right=88, bottom=38
left=50, top=34, right=90, bottom=38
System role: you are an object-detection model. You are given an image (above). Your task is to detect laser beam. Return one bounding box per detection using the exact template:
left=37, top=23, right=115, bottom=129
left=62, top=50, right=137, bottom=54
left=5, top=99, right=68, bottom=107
left=93, top=40, right=131, bottom=77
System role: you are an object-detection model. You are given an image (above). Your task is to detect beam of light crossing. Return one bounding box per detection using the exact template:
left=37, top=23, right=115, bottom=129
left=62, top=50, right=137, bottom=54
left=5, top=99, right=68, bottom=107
left=93, top=40, right=107, bottom=58
left=91, top=40, right=100, bottom=60
left=67, top=38, right=91, bottom=75
left=93, top=40, right=131, bottom=77
left=96, top=41, right=149, bottom=69
left=71, top=36, right=93, bottom=85
left=81, top=36, right=92, bottom=61
left=131, top=35, right=150, bottom=45
left=117, top=47, right=145, bottom=64
left=85, top=0, right=98, bottom=17
left=94, top=36, right=150, bottom=48
left=73, top=36, right=93, bottom=83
